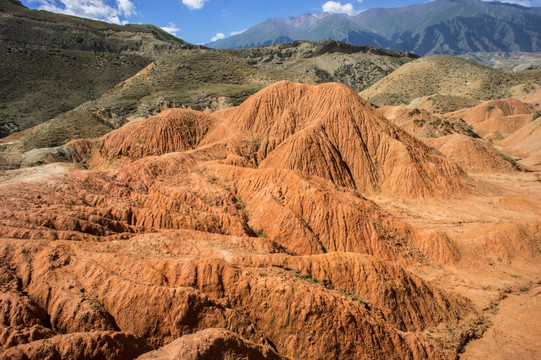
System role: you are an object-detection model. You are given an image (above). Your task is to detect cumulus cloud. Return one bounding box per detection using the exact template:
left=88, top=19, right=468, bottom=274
left=211, top=32, right=225, bottom=42
left=322, top=1, right=357, bottom=16
left=182, top=0, right=208, bottom=10
left=30, top=0, right=136, bottom=24
left=230, top=29, right=247, bottom=36
left=161, top=22, right=180, bottom=36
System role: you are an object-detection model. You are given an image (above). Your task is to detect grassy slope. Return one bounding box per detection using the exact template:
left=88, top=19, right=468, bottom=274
left=0, top=0, right=190, bottom=137
left=360, top=55, right=541, bottom=112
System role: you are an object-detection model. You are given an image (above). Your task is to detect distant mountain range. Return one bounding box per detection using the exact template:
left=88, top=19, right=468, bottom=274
left=208, top=0, right=541, bottom=56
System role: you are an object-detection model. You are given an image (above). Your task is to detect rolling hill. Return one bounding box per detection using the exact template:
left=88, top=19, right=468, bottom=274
left=0, top=0, right=189, bottom=137
left=360, top=55, right=541, bottom=112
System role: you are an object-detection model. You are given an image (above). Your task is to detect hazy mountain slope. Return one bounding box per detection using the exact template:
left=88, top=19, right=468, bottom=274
left=208, top=0, right=541, bottom=56
left=360, top=55, right=541, bottom=111
left=0, top=0, right=189, bottom=137
left=208, top=13, right=387, bottom=49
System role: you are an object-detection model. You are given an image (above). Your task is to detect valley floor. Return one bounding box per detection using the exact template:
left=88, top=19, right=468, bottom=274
left=367, top=171, right=541, bottom=359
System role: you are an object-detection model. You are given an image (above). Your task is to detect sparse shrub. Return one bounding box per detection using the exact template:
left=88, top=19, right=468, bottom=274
left=413, top=118, right=425, bottom=127
left=532, top=111, right=541, bottom=122
left=408, top=108, right=421, bottom=117
left=337, top=289, right=367, bottom=304
left=497, top=153, right=520, bottom=170
left=234, top=194, right=246, bottom=210
left=250, top=227, right=266, bottom=238
left=486, top=105, right=495, bottom=112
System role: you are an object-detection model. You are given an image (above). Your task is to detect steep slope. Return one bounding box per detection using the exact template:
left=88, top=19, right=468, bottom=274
left=227, top=41, right=417, bottom=93
left=200, top=81, right=466, bottom=198
left=0, top=0, right=188, bottom=137
left=2, top=80, right=541, bottom=359
left=360, top=56, right=541, bottom=111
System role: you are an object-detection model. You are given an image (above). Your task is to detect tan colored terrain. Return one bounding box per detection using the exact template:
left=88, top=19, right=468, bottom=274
left=0, top=81, right=540, bottom=359
left=446, top=98, right=533, bottom=139
left=360, top=55, right=541, bottom=113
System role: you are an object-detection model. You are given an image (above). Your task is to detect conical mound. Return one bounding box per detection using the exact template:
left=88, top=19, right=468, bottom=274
left=202, top=81, right=466, bottom=197
left=423, top=134, right=516, bottom=174
left=447, top=98, right=533, bottom=138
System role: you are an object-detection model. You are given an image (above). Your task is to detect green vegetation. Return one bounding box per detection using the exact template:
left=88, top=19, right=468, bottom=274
left=532, top=111, right=541, bottom=122
left=497, top=153, right=520, bottom=170
left=486, top=105, right=496, bottom=112
left=250, top=227, right=266, bottom=238
left=337, top=289, right=367, bottom=304
left=408, top=108, right=421, bottom=117
left=234, top=195, right=246, bottom=210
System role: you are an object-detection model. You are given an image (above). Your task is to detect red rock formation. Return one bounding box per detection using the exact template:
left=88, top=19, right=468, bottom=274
left=0, top=81, right=483, bottom=359
left=201, top=81, right=466, bottom=198
left=2, top=332, right=152, bottom=360
left=447, top=98, right=532, bottom=138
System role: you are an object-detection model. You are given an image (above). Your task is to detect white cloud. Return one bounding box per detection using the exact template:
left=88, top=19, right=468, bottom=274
left=322, top=1, right=357, bottom=16
left=230, top=29, right=246, bottom=36
left=482, top=0, right=541, bottom=6
left=161, top=22, right=180, bottom=36
left=116, top=0, right=135, bottom=16
left=182, top=0, right=208, bottom=10
left=211, top=32, right=225, bottom=42
left=30, top=0, right=136, bottom=24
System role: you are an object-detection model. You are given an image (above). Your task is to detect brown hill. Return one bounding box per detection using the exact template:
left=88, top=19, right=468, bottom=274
left=199, top=81, right=466, bottom=198
left=378, top=105, right=479, bottom=138
left=423, top=134, right=516, bottom=174
left=95, top=108, right=216, bottom=166
left=446, top=98, right=533, bottom=139
left=360, top=55, right=541, bottom=112
left=496, top=118, right=541, bottom=171
left=137, top=328, right=284, bottom=360
left=2, top=81, right=540, bottom=359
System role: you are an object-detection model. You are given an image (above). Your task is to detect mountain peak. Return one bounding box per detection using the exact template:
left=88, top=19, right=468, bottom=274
left=208, top=0, right=541, bottom=54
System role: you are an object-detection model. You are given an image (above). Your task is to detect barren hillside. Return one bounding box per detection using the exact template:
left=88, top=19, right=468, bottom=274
left=1, top=82, right=540, bottom=359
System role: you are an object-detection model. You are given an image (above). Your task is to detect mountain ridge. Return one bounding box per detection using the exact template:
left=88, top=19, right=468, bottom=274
left=208, top=0, right=541, bottom=56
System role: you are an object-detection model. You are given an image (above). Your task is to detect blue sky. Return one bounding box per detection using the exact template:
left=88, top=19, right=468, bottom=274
left=20, top=0, right=541, bottom=45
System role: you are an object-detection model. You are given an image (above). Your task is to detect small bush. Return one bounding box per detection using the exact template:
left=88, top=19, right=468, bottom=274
left=408, top=108, right=421, bottom=117
left=234, top=194, right=246, bottom=210
left=532, top=111, right=541, bottom=122
left=497, top=153, right=520, bottom=170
